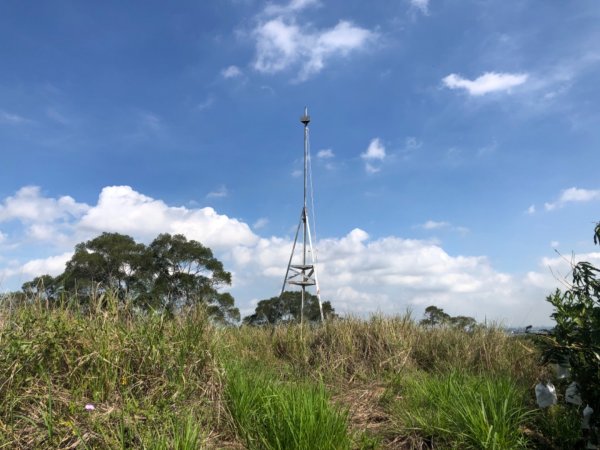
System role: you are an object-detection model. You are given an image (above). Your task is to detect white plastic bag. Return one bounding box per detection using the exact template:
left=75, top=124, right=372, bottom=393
left=535, top=382, right=557, bottom=408
left=565, top=382, right=582, bottom=406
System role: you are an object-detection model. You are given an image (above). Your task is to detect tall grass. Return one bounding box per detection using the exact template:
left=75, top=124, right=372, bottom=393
left=0, top=295, right=215, bottom=449
left=220, top=317, right=539, bottom=382
left=224, top=365, right=350, bottom=450
left=393, top=370, right=533, bottom=449
left=0, top=294, right=550, bottom=449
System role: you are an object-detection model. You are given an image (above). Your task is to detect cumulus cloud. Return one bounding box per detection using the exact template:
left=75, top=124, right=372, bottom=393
left=21, top=252, right=73, bottom=278
left=78, top=186, right=256, bottom=249
left=443, top=72, right=528, bottom=96
left=526, top=205, right=536, bottom=215
left=0, top=185, right=563, bottom=325
left=230, top=227, right=554, bottom=324
left=0, top=186, right=89, bottom=224
left=525, top=252, right=600, bottom=296
left=252, top=0, right=376, bottom=81
left=361, top=138, right=386, bottom=160
left=544, top=187, right=600, bottom=211
left=360, top=138, right=386, bottom=173
left=221, top=65, right=243, bottom=78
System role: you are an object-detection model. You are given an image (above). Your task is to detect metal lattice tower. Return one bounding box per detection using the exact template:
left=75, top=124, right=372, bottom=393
left=280, top=107, right=324, bottom=324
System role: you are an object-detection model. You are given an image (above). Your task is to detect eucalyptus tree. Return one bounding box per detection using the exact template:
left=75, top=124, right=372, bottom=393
left=243, top=291, right=336, bottom=326
left=20, top=232, right=240, bottom=323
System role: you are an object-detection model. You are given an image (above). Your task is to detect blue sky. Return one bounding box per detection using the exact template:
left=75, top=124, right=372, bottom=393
left=1, top=0, right=599, bottom=325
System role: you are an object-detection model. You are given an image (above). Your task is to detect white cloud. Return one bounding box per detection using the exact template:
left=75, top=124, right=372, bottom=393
left=443, top=72, right=528, bottom=96
left=421, top=220, right=449, bottom=230
left=0, top=231, right=6, bottom=244
left=230, top=227, right=554, bottom=324
left=410, top=0, right=429, bottom=15
left=418, top=220, right=469, bottom=235
left=252, top=1, right=376, bottom=82
left=207, top=185, right=229, bottom=199
left=77, top=186, right=256, bottom=250
left=253, top=217, right=269, bottom=229
left=317, top=149, right=334, bottom=159
left=361, top=138, right=386, bottom=173
left=550, top=241, right=560, bottom=248
left=545, top=187, right=600, bottom=211
left=0, top=186, right=89, bottom=224
left=221, top=65, right=243, bottom=78
left=526, top=252, right=600, bottom=292
left=526, top=205, right=536, bottom=215
left=264, top=0, right=320, bottom=16
left=21, top=252, right=73, bottom=278
left=0, top=185, right=564, bottom=325
left=361, top=138, right=386, bottom=160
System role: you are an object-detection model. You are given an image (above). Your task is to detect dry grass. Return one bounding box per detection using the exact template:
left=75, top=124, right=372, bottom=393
left=0, top=295, right=544, bottom=449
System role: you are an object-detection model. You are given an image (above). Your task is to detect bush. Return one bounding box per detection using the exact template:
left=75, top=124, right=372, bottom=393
left=540, top=222, right=600, bottom=430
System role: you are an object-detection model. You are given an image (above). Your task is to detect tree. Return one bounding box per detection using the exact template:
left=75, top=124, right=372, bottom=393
left=420, top=305, right=477, bottom=330
left=243, top=290, right=336, bottom=326
left=22, top=274, right=58, bottom=303
left=60, top=232, right=146, bottom=300
left=449, top=315, right=477, bottom=331
left=144, top=233, right=237, bottom=320
left=420, top=305, right=451, bottom=326
left=541, top=222, right=600, bottom=432
left=20, top=232, right=239, bottom=323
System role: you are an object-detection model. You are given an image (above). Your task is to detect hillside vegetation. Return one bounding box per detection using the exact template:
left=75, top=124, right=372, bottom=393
left=0, top=293, right=580, bottom=450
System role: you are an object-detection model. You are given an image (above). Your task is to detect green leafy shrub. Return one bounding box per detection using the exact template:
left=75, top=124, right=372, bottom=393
left=540, top=222, right=600, bottom=430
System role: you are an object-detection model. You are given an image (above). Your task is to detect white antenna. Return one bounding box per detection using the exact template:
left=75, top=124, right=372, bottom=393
left=280, top=107, right=324, bottom=324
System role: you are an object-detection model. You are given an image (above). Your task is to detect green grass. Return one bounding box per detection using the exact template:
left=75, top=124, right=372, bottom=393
left=225, top=365, right=351, bottom=450
left=391, top=370, right=533, bottom=449
left=0, top=294, right=574, bottom=449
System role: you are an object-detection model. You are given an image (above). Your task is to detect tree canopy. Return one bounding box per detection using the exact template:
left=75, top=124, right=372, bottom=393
left=19, top=232, right=239, bottom=323
left=243, top=290, right=336, bottom=326
left=420, top=305, right=477, bottom=330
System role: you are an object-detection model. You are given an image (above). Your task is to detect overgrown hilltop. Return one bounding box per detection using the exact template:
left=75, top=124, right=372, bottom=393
left=0, top=293, right=550, bottom=450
